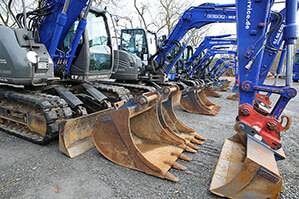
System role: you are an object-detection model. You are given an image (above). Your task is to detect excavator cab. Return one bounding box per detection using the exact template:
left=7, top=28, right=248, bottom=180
left=59, top=7, right=206, bottom=182
left=118, top=28, right=221, bottom=116
left=67, top=8, right=114, bottom=80
left=120, top=28, right=158, bottom=65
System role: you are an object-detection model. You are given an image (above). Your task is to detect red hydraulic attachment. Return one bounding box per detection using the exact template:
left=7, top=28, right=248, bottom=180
left=255, top=93, right=272, bottom=107
left=238, top=104, right=291, bottom=150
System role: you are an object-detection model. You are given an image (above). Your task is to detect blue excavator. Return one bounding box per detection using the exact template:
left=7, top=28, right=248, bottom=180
left=0, top=0, right=206, bottom=182
left=0, top=0, right=297, bottom=198
left=120, top=1, right=298, bottom=197
left=210, top=0, right=297, bottom=198
left=184, top=35, right=236, bottom=75
left=118, top=4, right=237, bottom=116
left=179, top=35, right=237, bottom=93
left=227, top=4, right=299, bottom=104
left=188, top=49, right=237, bottom=79
left=293, top=49, right=299, bottom=82
left=208, top=57, right=236, bottom=83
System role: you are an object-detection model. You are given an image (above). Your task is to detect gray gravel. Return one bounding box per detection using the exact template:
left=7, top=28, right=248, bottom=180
left=0, top=81, right=298, bottom=199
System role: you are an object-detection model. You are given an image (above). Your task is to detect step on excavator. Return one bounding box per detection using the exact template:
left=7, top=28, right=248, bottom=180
left=210, top=0, right=297, bottom=198
left=118, top=4, right=237, bottom=116
left=0, top=0, right=204, bottom=181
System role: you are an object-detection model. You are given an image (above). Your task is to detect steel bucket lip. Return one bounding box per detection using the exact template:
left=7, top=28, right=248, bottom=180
left=91, top=91, right=196, bottom=181
left=91, top=104, right=187, bottom=182
left=59, top=108, right=115, bottom=158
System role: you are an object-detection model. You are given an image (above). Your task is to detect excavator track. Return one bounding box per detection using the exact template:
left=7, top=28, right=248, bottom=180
left=92, top=82, right=132, bottom=103
left=0, top=88, right=72, bottom=144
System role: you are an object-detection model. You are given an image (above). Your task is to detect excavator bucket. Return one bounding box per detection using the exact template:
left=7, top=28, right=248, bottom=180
left=227, top=92, right=239, bottom=101
left=180, top=87, right=221, bottom=116
left=217, top=80, right=231, bottom=92
left=59, top=109, right=112, bottom=158
left=204, top=87, right=222, bottom=98
left=92, top=92, right=193, bottom=181
left=158, top=86, right=206, bottom=147
left=210, top=132, right=284, bottom=199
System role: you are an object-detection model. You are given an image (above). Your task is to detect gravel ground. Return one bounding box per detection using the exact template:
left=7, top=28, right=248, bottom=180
left=0, top=81, right=298, bottom=199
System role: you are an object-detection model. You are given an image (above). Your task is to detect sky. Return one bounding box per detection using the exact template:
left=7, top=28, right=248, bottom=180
left=102, top=0, right=237, bottom=36
left=99, top=0, right=299, bottom=40
left=1, top=0, right=298, bottom=39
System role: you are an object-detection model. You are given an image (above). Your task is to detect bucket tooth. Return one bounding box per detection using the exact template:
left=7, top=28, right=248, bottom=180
left=184, top=136, right=204, bottom=145
left=165, top=172, right=179, bottom=182
left=180, top=88, right=220, bottom=116
left=191, top=138, right=204, bottom=145
left=187, top=142, right=199, bottom=150
left=210, top=134, right=283, bottom=199
left=164, top=160, right=187, bottom=171
left=178, top=153, right=192, bottom=161
left=159, top=86, right=207, bottom=147
left=171, top=162, right=187, bottom=171
left=171, top=151, right=192, bottom=161
left=195, top=134, right=207, bottom=141
left=92, top=93, right=189, bottom=181
left=185, top=146, right=197, bottom=153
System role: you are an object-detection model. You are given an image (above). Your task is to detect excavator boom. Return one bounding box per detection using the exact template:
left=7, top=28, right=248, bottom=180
left=210, top=0, right=298, bottom=198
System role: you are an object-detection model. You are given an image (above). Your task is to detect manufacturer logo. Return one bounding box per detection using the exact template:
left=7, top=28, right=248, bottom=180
left=245, top=0, right=253, bottom=29
left=0, top=58, right=7, bottom=64
left=273, top=24, right=285, bottom=45
left=207, top=14, right=226, bottom=20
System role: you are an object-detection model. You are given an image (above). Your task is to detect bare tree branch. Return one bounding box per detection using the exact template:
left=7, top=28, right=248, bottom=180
left=134, top=0, right=149, bottom=31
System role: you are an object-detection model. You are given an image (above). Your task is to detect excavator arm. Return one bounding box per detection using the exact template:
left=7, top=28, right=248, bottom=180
left=185, top=35, right=237, bottom=72
left=190, top=49, right=237, bottom=78
left=36, top=0, right=92, bottom=75
left=210, top=0, right=298, bottom=198
left=154, top=3, right=236, bottom=75
left=259, top=5, right=299, bottom=84
left=209, top=58, right=236, bottom=80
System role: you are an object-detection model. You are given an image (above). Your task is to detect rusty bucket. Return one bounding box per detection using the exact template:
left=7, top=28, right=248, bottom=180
left=92, top=92, right=192, bottom=181
left=210, top=132, right=284, bottom=199
left=198, top=90, right=221, bottom=112
left=59, top=109, right=114, bottom=158
left=204, top=87, right=222, bottom=98
left=217, top=80, right=231, bottom=92
left=158, top=86, right=206, bottom=148
left=180, top=87, right=221, bottom=116
left=227, top=92, right=240, bottom=101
